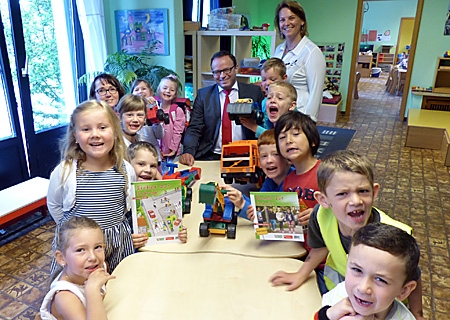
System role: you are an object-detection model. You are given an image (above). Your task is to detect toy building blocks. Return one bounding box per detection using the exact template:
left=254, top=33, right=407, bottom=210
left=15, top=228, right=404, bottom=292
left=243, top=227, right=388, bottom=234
left=162, top=163, right=201, bottom=215
left=221, top=140, right=265, bottom=185
left=199, top=182, right=237, bottom=239
left=226, top=98, right=264, bottom=125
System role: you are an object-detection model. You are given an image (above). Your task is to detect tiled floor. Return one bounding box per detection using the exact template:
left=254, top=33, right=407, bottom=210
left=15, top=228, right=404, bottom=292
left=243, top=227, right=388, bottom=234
left=0, top=74, right=449, bottom=319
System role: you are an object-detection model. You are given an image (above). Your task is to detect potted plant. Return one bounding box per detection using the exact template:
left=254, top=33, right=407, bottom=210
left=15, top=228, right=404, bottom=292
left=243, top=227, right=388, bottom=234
left=79, top=45, right=181, bottom=94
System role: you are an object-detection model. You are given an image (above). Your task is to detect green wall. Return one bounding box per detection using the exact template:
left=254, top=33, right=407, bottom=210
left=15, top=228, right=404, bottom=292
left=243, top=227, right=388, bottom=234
left=407, top=0, right=450, bottom=113
left=102, top=0, right=185, bottom=92
left=361, top=0, right=417, bottom=54
left=234, top=0, right=358, bottom=111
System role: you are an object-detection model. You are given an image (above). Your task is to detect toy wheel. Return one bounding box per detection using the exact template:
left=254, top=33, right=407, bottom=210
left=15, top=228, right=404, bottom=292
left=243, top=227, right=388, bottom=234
left=199, top=222, right=210, bottom=237
left=186, top=187, right=193, bottom=199
left=227, top=224, right=236, bottom=239
left=224, top=177, right=233, bottom=184
left=249, top=171, right=259, bottom=184
left=183, top=200, right=191, bottom=215
left=255, top=111, right=264, bottom=124
left=163, top=113, right=170, bottom=124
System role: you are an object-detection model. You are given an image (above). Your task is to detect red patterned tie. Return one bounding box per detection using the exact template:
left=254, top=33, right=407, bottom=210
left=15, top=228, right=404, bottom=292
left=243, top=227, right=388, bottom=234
left=222, top=89, right=232, bottom=146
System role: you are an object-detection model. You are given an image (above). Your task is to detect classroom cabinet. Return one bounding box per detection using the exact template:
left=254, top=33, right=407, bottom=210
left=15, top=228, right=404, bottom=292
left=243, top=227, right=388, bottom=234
left=194, top=30, right=276, bottom=90
left=433, top=57, right=450, bottom=94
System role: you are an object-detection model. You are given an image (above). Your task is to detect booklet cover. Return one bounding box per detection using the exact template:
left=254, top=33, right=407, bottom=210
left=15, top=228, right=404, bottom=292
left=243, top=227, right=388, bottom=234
left=131, top=179, right=183, bottom=245
left=250, top=192, right=305, bottom=242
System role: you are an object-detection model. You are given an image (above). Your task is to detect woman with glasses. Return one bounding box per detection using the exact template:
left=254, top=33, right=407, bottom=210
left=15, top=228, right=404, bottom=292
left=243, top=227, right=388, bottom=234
left=89, top=74, right=126, bottom=110
left=273, top=1, right=325, bottom=122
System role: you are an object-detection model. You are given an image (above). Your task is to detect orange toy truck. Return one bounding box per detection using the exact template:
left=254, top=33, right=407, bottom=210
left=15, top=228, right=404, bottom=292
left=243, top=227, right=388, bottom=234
left=220, top=140, right=264, bottom=185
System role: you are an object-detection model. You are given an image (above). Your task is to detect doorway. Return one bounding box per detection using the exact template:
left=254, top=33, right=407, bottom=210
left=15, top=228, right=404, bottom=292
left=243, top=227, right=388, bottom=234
left=0, top=0, right=78, bottom=189
left=346, top=0, right=424, bottom=120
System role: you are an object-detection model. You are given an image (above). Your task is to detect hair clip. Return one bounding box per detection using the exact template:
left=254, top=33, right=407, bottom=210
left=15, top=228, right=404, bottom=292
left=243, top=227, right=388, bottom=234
left=167, top=74, right=178, bottom=80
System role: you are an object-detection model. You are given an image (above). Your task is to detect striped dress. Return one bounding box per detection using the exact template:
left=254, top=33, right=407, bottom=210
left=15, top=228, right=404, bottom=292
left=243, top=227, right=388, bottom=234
left=50, top=165, right=134, bottom=273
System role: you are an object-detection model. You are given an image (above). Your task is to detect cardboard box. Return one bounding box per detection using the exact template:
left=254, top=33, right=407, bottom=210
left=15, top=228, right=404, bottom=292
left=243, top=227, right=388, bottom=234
left=184, top=21, right=200, bottom=31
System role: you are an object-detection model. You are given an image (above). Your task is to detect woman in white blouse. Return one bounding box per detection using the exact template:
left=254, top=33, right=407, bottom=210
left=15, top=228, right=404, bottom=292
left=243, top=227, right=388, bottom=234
left=273, top=1, right=326, bottom=122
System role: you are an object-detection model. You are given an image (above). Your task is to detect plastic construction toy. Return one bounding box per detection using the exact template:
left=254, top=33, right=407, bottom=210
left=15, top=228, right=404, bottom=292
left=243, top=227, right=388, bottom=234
left=221, top=140, right=265, bottom=185
left=162, top=163, right=201, bottom=215
left=199, top=182, right=237, bottom=239
left=146, top=101, right=170, bottom=125
left=226, top=98, right=264, bottom=125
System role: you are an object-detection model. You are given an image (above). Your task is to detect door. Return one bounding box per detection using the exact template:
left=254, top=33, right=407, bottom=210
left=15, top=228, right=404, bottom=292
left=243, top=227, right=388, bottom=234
left=0, top=0, right=78, bottom=189
left=395, top=17, right=414, bottom=63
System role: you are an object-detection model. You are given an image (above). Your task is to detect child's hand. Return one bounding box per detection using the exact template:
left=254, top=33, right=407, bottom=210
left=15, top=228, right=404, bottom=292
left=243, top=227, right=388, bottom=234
left=220, top=185, right=245, bottom=209
left=247, top=205, right=255, bottom=221
left=163, top=150, right=176, bottom=158
left=85, top=267, right=116, bottom=292
left=326, top=298, right=364, bottom=320
left=146, top=96, right=157, bottom=105
left=132, top=233, right=149, bottom=249
left=269, top=270, right=304, bottom=291
left=239, top=117, right=258, bottom=132
left=296, top=207, right=312, bottom=226
left=178, top=226, right=188, bottom=243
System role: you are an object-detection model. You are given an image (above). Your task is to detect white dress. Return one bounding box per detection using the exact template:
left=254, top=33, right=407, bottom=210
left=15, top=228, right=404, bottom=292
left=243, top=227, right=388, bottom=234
left=273, top=36, right=326, bottom=121
left=39, top=272, right=86, bottom=320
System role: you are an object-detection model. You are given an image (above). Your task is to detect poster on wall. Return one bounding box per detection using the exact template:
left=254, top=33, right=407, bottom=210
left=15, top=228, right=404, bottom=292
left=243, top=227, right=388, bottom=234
left=115, top=9, right=169, bottom=55
left=318, top=42, right=344, bottom=92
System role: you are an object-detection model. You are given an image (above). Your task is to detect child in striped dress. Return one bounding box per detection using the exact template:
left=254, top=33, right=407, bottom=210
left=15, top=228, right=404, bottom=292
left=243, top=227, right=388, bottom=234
left=47, top=100, right=136, bottom=273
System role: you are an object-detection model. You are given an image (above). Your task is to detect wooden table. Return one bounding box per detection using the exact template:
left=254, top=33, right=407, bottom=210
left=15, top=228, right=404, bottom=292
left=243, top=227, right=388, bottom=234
left=105, top=251, right=321, bottom=320
left=138, top=161, right=307, bottom=259
left=0, top=177, right=49, bottom=228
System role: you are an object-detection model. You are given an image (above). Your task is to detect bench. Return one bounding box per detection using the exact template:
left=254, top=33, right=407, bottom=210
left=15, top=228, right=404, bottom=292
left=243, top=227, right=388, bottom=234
left=405, top=109, right=450, bottom=166
left=0, top=177, right=50, bottom=229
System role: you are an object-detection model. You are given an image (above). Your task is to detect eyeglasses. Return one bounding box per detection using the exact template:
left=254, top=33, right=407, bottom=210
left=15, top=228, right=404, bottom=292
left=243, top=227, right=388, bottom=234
left=96, top=87, right=118, bottom=96
left=211, top=65, right=236, bottom=77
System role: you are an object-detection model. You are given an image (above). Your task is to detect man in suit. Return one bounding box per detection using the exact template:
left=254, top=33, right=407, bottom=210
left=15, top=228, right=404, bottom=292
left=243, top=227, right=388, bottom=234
left=180, top=51, right=265, bottom=166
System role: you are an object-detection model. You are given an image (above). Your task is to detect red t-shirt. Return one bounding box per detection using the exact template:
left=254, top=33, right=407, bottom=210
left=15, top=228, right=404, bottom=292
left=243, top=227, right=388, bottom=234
left=283, top=160, right=320, bottom=210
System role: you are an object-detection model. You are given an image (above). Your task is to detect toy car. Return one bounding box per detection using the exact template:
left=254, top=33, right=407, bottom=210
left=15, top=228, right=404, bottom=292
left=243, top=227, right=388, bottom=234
left=162, top=163, right=201, bottom=215
left=221, top=140, right=265, bottom=185
left=226, top=98, right=264, bottom=125
left=198, top=182, right=237, bottom=239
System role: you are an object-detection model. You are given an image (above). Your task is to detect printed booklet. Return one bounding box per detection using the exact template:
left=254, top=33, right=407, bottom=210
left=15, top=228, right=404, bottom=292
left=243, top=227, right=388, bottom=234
left=250, top=192, right=306, bottom=242
left=131, top=179, right=183, bottom=245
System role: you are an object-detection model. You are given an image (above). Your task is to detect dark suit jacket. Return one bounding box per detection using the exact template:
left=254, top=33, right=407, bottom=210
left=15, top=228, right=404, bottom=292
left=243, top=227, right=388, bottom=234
left=183, top=82, right=265, bottom=159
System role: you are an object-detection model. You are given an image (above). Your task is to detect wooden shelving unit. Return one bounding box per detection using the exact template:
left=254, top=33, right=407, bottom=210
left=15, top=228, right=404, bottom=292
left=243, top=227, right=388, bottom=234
left=184, top=31, right=197, bottom=101
left=196, top=30, right=276, bottom=89
left=433, top=57, right=450, bottom=94
left=377, top=53, right=395, bottom=65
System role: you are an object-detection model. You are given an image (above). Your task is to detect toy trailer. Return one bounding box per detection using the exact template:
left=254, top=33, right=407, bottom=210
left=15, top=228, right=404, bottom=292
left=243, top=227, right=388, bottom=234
left=226, top=98, right=264, bottom=125
left=221, top=140, right=264, bottom=185
left=198, top=182, right=237, bottom=239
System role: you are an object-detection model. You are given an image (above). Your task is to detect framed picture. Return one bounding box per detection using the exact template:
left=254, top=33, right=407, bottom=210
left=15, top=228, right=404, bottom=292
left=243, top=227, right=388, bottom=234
left=115, top=9, right=169, bottom=55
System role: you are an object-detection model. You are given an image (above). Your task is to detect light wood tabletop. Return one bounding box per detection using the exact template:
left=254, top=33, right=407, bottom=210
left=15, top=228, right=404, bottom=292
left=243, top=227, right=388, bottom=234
left=105, top=251, right=321, bottom=320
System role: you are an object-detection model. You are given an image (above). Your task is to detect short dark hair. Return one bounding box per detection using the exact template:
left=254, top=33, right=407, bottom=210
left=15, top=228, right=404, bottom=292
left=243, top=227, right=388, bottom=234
left=89, top=73, right=126, bottom=100
left=351, top=223, right=420, bottom=284
left=274, top=110, right=320, bottom=155
left=210, top=50, right=237, bottom=67
left=274, top=1, right=309, bottom=40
